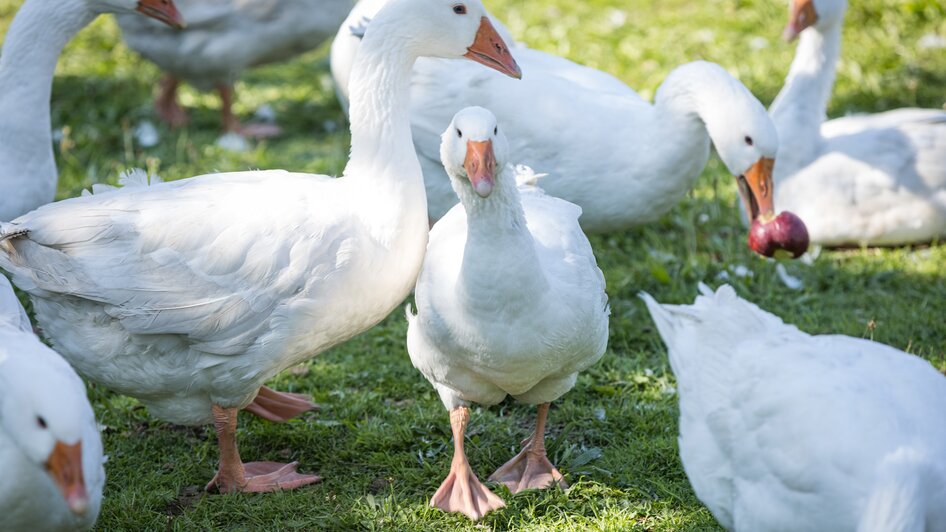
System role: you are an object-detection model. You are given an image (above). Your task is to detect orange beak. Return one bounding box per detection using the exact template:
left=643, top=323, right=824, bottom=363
left=136, top=0, right=186, bottom=29
left=463, top=17, right=521, bottom=79
left=737, top=157, right=776, bottom=222
left=464, top=140, right=496, bottom=198
left=783, top=0, right=817, bottom=41
left=45, top=441, right=88, bottom=515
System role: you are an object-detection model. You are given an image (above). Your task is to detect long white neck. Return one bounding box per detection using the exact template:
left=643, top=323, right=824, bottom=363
left=455, top=168, right=548, bottom=310
left=0, top=0, right=96, bottom=141
left=651, top=62, right=744, bottom=182
left=343, top=10, right=427, bottom=234
left=770, top=21, right=842, bottom=174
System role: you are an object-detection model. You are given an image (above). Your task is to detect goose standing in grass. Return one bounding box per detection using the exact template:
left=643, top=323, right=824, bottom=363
left=116, top=0, right=355, bottom=137
left=331, top=3, right=785, bottom=238
left=771, top=0, right=946, bottom=246
left=0, top=276, right=105, bottom=531
left=642, top=284, right=946, bottom=532
left=407, top=107, right=609, bottom=520
left=0, top=0, right=520, bottom=494
left=0, top=0, right=183, bottom=222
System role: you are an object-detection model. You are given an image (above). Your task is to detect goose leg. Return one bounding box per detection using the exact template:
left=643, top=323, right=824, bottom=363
left=243, top=385, right=319, bottom=422
left=430, top=406, right=505, bottom=520
left=488, top=403, right=567, bottom=493
left=217, top=85, right=282, bottom=139
left=206, top=404, right=321, bottom=493
left=155, top=74, right=189, bottom=127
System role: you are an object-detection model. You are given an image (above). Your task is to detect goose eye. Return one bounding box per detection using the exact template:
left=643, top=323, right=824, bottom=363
left=452, top=4, right=466, bottom=14
left=456, top=128, right=462, bottom=138
left=494, top=126, right=498, bottom=135
left=745, top=136, right=754, bottom=146
left=36, top=416, right=47, bottom=429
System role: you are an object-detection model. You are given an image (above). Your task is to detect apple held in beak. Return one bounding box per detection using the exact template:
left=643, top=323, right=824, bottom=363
left=737, top=157, right=810, bottom=258
left=783, top=0, right=817, bottom=41
left=464, top=17, right=522, bottom=79
left=45, top=441, right=88, bottom=515
left=465, top=140, right=496, bottom=198
left=136, top=0, right=186, bottom=29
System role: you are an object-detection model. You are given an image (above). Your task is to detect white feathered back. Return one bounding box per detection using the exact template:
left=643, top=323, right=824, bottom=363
left=641, top=284, right=946, bottom=532
left=640, top=283, right=798, bottom=391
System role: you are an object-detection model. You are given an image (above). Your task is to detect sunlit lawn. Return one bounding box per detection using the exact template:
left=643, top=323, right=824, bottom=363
left=1, top=0, right=945, bottom=529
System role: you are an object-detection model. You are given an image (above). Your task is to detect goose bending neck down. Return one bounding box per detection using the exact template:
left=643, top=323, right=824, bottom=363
left=0, top=0, right=520, bottom=495
left=0, top=0, right=184, bottom=221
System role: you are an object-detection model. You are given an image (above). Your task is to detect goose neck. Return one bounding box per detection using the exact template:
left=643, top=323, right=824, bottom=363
left=340, top=9, right=430, bottom=242
left=770, top=22, right=842, bottom=147
left=457, top=168, right=527, bottom=232
left=654, top=62, right=750, bottom=143
left=344, top=18, right=420, bottom=180
left=0, top=0, right=95, bottom=122
left=456, top=172, right=547, bottom=307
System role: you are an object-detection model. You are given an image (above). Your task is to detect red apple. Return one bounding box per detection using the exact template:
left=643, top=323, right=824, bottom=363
left=748, top=211, right=810, bottom=258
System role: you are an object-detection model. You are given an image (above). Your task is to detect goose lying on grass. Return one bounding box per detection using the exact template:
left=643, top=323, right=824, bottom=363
left=0, top=0, right=520, bottom=494
left=116, top=0, right=354, bottom=137
left=0, top=276, right=105, bottom=532
left=407, top=107, right=609, bottom=520
left=642, top=284, right=946, bottom=532
left=0, top=0, right=183, bottom=221
left=770, top=0, right=946, bottom=246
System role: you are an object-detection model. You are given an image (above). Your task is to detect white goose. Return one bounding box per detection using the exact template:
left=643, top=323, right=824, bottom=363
left=0, top=0, right=183, bottom=222
left=331, top=1, right=781, bottom=233
left=771, top=0, right=946, bottom=246
left=0, top=0, right=520, bottom=494
left=642, top=284, right=946, bottom=532
left=0, top=276, right=105, bottom=532
left=407, top=107, right=609, bottom=520
left=116, top=0, right=354, bottom=136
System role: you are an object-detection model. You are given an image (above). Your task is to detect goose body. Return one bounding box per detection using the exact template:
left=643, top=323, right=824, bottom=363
left=0, top=0, right=182, bottom=221
left=118, top=0, right=354, bottom=92
left=0, top=277, right=105, bottom=531
left=643, top=284, right=946, bottom=532
left=0, top=0, right=521, bottom=493
left=771, top=0, right=946, bottom=246
left=331, top=1, right=781, bottom=230
left=407, top=107, right=608, bottom=520
left=2, top=168, right=427, bottom=425
left=116, top=0, right=354, bottom=134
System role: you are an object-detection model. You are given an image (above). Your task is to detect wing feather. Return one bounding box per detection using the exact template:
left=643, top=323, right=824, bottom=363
left=1, top=170, right=348, bottom=355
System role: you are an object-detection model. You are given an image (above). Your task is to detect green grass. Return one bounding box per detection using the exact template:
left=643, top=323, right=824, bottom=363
left=2, top=0, right=946, bottom=529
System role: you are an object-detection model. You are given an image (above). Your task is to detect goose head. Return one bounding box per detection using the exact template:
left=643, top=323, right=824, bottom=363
left=440, top=106, right=510, bottom=199
left=0, top=355, right=93, bottom=515
left=96, top=0, right=185, bottom=27
left=783, top=0, right=847, bottom=40
left=702, top=85, right=780, bottom=225
left=373, top=0, right=520, bottom=77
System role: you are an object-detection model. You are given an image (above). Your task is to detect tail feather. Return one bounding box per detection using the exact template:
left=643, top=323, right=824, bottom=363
left=857, top=447, right=943, bottom=532
left=81, top=169, right=163, bottom=197
left=640, top=284, right=800, bottom=397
